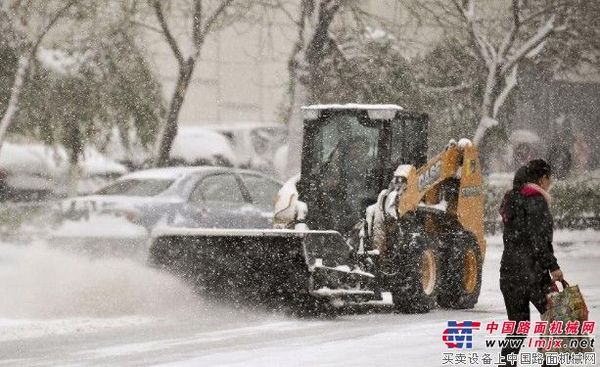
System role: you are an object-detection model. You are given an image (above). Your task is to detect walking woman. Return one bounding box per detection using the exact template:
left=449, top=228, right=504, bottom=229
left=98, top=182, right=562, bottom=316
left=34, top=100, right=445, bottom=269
left=499, top=159, right=563, bottom=366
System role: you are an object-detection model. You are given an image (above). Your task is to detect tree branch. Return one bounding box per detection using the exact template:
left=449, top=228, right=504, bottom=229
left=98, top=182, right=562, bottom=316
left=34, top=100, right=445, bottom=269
left=493, top=64, right=518, bottom=118
left=453, top=0, right=495, bottom=67
left=419, top=81, right=474, bottom=93
left=199, top=0, right=234, bottom=43
left=31, top=0, right=76, bottom=53
left=150, top=0, right=185, bottom=65
left=520, top=1, right=568, bottom=25
left=501, top=14, right=556, bottom=75
left=192, top=0, right=202, bottom=47
left=497, top=0, right=521, bottom=59
left=129, top=19, right=163, bottom=34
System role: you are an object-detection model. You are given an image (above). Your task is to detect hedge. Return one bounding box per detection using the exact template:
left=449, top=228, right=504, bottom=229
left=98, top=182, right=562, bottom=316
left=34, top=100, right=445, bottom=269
left=485, top=175, right=600, bottom=233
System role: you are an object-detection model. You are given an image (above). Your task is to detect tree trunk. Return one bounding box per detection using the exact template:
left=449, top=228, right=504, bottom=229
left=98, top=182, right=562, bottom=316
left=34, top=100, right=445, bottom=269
left=0, top=55, right=31, bottom=152
left=155, top=61, right=195, bottom=167
left=285, top=80, right=308, bottom=178
left=472, top=66, right=500, bottom=146
left=283, top=1, right=342, bottom=178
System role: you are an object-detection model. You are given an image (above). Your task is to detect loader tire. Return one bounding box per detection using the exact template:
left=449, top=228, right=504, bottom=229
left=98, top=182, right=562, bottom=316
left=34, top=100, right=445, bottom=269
left=436, top=231, right=482, bottom=309
left=386, top=232, right=440, bottom=314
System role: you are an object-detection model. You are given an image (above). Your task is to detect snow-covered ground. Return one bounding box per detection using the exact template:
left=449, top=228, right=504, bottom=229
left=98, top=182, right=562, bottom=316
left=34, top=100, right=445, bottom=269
left=0, top=230, right=598, bottom=366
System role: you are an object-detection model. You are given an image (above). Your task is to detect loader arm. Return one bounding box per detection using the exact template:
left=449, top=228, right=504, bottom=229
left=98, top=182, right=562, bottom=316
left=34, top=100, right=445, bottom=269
left=395, top=141, right=486, bottom=257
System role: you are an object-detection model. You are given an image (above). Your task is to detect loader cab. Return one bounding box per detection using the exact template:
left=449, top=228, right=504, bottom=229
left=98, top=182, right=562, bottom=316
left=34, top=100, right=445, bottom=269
left=298, top=105, right=428, bottom=234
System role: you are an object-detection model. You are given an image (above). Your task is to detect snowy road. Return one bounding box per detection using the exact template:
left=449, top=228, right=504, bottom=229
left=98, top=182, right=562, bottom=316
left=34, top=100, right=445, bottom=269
left=0, top=230, right=598, bottom=366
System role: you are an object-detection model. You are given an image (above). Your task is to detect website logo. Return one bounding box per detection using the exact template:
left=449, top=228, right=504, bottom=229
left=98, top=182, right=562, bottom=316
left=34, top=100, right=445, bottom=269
left=442, top=320, right=481, bottom=349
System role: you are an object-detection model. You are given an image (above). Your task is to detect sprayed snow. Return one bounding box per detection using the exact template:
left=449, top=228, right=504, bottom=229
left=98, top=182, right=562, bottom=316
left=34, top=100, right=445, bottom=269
left=0, top=241, right=199, bottom=335
left=50, top=214, right=147, bottom=239
left=0, top=316, right=154, bottom=342
left=0, top=229, right=597, bottom=366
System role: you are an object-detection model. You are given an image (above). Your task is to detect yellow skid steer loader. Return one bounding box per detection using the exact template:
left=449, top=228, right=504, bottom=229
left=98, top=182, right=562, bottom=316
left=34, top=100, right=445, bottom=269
left=149, top=104, right=486, bottom=313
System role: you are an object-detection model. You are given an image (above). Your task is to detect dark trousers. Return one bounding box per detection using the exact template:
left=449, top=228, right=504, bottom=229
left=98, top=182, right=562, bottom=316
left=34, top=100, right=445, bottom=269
left=499, top=278, right=557, bottom=367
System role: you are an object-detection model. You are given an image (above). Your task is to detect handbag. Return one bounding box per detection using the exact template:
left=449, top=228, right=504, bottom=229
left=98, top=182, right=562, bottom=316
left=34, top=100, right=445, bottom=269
left=541, top=280, right=594, bottom=353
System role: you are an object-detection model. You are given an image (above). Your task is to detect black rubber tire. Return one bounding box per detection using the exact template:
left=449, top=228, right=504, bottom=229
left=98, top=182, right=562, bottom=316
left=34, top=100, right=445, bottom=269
left=386, top=232, right=440, bottom=314
left=436, top=231, right=483, bottom=309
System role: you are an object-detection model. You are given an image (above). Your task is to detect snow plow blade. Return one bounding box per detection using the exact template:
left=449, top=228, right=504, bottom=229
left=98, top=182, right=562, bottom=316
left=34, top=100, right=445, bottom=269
left=149, top=228, right=376, bottom=305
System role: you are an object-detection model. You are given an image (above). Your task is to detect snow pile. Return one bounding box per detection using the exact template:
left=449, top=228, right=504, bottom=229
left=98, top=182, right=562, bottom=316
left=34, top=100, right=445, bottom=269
left=0, top=142, right=56, bottom=176
left=101, top=127, right=150, bottom=165
left=78, top=147, right=128, bottom=176
left=0, top=242, right=199, bottom=320
left=37, top=48, right=90, bottom=76
left=0, top=142, right=126, bottom=178
left=171, top=127, right=236, bottom=165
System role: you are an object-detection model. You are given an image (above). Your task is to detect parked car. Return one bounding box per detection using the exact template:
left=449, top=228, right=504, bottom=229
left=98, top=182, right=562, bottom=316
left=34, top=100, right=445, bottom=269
left=204, top=122, right=287, bottom=176
left=102, top=126, right=237, bottom=170
left=60, top=166, right=282, bottom=230
left=0, top=142, right=127, bottom=201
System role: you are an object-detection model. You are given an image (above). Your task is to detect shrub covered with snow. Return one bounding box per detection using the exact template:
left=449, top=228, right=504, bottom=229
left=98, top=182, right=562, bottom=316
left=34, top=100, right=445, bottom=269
left=485, top=174, right=600, bottom=232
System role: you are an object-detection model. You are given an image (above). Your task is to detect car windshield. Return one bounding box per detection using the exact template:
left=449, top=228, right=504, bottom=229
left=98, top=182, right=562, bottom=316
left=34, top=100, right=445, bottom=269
left=95, top=178, right=174, bottom=196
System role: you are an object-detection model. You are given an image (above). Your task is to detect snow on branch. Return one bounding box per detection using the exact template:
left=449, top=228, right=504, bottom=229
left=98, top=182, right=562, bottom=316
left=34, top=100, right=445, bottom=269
left=473, top=116, right=499, bottom=146
left=493, top=64, right=518, bottom=118
left=501, top=14, right=556, bottom=75
left=452, top=0, right=496, bottom=67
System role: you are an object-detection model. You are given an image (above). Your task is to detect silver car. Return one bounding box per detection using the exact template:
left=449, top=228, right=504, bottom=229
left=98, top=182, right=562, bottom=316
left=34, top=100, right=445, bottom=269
left=61, top=166, right=282, bottom=230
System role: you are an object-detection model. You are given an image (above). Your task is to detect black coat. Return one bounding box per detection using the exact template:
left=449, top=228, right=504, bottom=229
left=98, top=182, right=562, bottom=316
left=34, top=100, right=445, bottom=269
left=499, top=185, right=559, bottom=290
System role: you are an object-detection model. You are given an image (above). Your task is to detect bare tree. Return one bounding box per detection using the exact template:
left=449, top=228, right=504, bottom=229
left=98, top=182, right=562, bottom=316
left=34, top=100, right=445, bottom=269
left=284, top=0, right=347, bottom=176
left=451, top=0, right=568, bottom=146
left=403, top=0, right=584, bottom=151
left=149, top=0, right=236, bottom=167
left=0, top=0, right=76, bottom=153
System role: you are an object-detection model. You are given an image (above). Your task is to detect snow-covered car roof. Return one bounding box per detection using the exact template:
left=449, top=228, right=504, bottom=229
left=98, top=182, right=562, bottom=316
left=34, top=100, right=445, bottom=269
left=302, top=104, right=404, bottom=111
left=121, top=166, right=227, bottom=180
left=122, top=166, right=280, bottom=181
left=202, top=122, right=286, bottom=132
left=171, top=127, right=237, bottom=165
left=302, top=104, right=406, bottom=120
